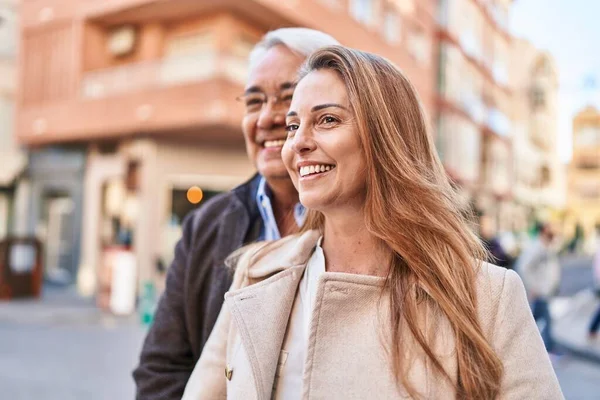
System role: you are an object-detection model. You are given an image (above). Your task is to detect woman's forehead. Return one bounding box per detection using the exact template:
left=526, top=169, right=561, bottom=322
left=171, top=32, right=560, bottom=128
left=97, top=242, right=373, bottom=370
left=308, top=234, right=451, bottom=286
left=293, top=70, right=348, bottom=106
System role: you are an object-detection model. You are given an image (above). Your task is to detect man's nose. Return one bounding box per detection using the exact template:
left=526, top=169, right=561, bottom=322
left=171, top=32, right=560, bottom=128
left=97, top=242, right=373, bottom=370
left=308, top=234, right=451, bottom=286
left=257, top=100, right=286, bottom=129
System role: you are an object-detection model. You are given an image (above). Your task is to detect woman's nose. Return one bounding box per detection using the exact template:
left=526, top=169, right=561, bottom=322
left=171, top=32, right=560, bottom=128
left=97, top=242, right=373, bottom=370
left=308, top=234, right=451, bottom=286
left=292, top=127, right=317, bottom=154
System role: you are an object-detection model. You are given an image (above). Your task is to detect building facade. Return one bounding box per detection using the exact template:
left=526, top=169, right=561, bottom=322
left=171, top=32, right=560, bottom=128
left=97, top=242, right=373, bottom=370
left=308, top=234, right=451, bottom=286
left=0, top=0, right=26, bottom=239
left=16, top=0, right=437, bottom=295
left=435, top=0, right=513, bottom=232
left=510, top=38, right=565, bottom=232
left=567, top=106, right=600, bottom=250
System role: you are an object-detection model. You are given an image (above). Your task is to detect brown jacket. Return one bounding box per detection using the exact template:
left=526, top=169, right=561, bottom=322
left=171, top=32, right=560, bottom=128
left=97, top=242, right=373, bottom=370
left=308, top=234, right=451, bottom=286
left=183, top=230, right=563, bottom=399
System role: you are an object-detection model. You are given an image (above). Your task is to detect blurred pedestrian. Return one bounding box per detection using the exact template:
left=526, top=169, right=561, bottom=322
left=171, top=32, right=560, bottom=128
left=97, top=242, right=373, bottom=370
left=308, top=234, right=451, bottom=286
left=133, top=28, right=340, bottom=400
left=183, top=46, right=562, bottom=400
left=515, top=222, right=561, bottom=353
left=479, top=215, right=514, bottom=269
left=587, top=226, right=600, bottom=340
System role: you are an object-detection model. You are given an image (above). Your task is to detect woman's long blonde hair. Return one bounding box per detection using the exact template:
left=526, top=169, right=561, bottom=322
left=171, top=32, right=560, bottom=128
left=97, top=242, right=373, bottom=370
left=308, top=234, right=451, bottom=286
left=299, top=46, right=503, bottom=399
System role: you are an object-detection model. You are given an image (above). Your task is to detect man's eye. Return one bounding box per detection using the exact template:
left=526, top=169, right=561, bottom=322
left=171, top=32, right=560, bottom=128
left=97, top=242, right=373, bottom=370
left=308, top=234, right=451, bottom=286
left=245, top=98, right=263, bottom=106
left=286, top=124, right=299, bottom=132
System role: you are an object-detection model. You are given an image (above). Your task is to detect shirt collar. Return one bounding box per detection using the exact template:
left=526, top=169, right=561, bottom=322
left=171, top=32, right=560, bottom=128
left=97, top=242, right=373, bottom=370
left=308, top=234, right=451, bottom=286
left=256, top=176, right=306, bottom=241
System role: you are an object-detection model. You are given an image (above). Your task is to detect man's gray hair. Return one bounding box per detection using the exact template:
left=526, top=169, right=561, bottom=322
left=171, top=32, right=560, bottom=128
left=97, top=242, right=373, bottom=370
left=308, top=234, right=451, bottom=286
left=248, top=28, right=340, bottom=71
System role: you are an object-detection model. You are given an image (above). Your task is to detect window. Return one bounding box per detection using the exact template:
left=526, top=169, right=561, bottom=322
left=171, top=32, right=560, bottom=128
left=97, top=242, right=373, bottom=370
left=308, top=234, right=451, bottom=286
left=530, top=86, right=546, bottom=110
left=317, top=0, right=344, bottom=9
left=169, top=188, right=220, bottom=226
left=350, top=0, right=374, bottom=26
left=161, top=31, right=217, bottom=84
left=408, top=28, right=430, bottom=65
left=390, top=0, right=415, bottom=14
left=0, top=7, right=16, bottom=57
left=577, top=182, right=600, bottom=199
left=575, top=126, right=600, bottom=147
left=383, top=9, right=401, bottom=44
left=577, top=157, right=600, bottom=170
left=437, top=113, right=481, bottom=182
left=160, top=186, right=221, bottom=269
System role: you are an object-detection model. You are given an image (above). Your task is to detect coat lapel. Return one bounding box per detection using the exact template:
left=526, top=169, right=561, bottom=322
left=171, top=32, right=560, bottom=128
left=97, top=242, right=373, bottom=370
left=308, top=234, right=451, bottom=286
left=226, top=264, right=306, bottom=400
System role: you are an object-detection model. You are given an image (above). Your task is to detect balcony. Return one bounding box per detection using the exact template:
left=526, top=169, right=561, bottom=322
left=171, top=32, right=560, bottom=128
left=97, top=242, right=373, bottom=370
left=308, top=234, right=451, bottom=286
left=81, top=52, right=247, bottom=99
left=17, top=51, right=247, bottom=145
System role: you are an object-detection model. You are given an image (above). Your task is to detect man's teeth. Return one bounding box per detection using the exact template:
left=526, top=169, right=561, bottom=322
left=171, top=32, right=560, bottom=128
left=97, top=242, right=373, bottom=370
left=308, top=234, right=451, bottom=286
left=264, top=140, right=286, bottom=148
left=299, top=165, right=334, bottom=177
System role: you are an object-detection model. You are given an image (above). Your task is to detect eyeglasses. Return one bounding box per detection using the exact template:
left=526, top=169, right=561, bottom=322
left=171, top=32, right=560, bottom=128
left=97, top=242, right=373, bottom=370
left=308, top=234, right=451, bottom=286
left=236, top=88, right=295, bottom=114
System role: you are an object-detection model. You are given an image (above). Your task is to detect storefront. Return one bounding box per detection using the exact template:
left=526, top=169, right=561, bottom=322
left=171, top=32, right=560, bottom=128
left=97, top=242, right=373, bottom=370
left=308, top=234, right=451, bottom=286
left=78, top=138, right=253, bottom=298
left=25, top=147, right=86, bottom=285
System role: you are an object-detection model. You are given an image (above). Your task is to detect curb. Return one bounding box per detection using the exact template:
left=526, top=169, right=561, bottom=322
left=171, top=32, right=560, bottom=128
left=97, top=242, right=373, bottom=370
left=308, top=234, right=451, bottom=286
left=552, top=289, right=600, bottom=364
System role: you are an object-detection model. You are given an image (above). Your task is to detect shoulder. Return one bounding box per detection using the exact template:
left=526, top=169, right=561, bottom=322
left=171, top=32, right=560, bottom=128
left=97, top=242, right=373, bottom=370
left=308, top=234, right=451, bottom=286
left=474, top=262, right=527, bottom=331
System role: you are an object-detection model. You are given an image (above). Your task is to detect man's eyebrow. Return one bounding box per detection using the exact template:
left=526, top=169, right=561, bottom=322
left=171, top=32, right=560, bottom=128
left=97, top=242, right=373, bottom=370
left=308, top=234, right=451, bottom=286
left=243, top=86, right=263, bottom=94
left=311, top=103, right=349, bottom=112
left=280, top=82, right=297, bottom=90
left=244, top=82, right=296, bottom=95
left=287, top=110, right=298, bottom=118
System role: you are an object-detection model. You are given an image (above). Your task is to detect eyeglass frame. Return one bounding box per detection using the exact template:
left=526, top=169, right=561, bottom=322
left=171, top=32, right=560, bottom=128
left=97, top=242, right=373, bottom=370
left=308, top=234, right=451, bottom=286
left=235, top=83, right=297, bottom=114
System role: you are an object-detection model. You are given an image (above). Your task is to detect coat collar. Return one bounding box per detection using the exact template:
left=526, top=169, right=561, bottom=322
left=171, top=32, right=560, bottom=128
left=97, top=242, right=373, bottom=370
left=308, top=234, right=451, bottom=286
left=225, top=265, right=306, bottom=400
left=247, top=229, right=321, bottom=279
left=222, top=230, right=320, bottom=400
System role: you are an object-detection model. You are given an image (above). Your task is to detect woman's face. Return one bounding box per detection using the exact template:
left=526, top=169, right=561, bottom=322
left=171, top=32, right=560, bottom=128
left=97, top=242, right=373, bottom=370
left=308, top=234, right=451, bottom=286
left=282, top=69, right=366, bottom=213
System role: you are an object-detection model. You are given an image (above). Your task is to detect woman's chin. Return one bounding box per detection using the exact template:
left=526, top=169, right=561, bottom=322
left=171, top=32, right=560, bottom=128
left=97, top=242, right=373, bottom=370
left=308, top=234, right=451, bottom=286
left=299, top=194, right=326, bottom=212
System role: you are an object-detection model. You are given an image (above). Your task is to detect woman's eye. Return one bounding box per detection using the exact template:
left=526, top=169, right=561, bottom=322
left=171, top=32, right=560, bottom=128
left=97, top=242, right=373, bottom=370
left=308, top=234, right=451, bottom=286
left=286, top=124, right=299, bottom=132
left=321, top=115, right=338, bottom=125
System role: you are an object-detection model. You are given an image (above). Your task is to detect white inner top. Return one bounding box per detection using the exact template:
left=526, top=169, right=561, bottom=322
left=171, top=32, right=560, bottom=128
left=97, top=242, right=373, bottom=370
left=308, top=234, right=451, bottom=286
left=273, top=237, right=326, bottom=399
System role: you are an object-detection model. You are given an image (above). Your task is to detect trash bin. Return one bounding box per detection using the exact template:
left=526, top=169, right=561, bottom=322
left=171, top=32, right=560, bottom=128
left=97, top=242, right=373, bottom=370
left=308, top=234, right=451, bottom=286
left=0, top=237, right=43, bottom=300
left=97, top=245, right=137, bottom=315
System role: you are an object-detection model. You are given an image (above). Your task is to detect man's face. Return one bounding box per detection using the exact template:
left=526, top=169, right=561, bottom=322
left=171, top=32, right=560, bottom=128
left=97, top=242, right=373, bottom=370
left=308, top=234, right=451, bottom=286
left=240, top=45, right=304, bottom=181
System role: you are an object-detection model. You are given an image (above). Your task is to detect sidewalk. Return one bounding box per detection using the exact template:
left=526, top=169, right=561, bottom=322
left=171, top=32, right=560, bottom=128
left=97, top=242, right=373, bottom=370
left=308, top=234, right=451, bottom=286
left=0, top=285, right=137, bottom=328
left=553, top=289, right=600, bottom=363
left=0, top=285, right=146, bottom=399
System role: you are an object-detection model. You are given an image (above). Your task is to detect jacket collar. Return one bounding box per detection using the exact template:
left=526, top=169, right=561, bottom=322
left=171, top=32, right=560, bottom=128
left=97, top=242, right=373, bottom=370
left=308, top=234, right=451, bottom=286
left=213, top=174, right=263, bottom=266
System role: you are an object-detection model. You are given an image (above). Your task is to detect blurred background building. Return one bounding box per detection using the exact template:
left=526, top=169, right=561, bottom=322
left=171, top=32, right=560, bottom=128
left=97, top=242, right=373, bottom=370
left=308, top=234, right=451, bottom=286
left=510, top=38, right=565, bottom=233
left=15, top=0, right=437, bottom=296
left=435, top=0, right=514, bottom=232
left=0, top=0, right=26, bottom=241
left=567, top=106, right=600, bottom=252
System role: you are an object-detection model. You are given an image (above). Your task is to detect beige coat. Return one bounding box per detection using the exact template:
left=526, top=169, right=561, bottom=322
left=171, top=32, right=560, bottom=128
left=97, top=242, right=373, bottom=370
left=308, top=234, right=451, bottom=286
left=183, top=230, right=563, bottom=399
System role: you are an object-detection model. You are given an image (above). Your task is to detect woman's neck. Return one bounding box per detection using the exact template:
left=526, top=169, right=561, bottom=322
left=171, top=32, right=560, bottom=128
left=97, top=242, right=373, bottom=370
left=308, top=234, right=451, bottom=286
left=321, top=209, right=391, bottom=277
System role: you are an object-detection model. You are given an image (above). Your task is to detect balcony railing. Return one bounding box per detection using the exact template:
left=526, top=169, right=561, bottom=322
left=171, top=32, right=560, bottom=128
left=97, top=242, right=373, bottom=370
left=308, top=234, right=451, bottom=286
left=81, top=52, right=248, bottom=99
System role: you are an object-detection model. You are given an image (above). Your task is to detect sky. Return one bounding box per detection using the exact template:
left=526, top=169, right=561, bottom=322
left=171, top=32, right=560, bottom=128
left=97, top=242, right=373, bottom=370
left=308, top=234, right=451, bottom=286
left=510, top=0, right=600, bottom=163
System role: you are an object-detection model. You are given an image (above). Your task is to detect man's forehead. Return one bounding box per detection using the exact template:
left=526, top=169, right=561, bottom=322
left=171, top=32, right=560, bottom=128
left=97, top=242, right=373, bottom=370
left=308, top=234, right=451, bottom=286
left=244, top=81, right=297, bottom=94
left=246, top=46, right=304, bottom=89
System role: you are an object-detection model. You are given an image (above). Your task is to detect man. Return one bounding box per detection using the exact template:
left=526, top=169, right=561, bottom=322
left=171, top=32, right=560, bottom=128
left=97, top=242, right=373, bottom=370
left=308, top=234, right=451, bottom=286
left=133, top=28, right=340, bottom=399
left=515, top=222, right=561, bottom=353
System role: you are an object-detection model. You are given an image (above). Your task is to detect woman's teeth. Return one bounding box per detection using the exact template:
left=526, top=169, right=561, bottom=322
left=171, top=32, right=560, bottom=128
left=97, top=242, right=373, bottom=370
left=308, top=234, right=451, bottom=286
left=299, top=165, right=334, bottom=177
left=264, top=140, right=285, bottom=148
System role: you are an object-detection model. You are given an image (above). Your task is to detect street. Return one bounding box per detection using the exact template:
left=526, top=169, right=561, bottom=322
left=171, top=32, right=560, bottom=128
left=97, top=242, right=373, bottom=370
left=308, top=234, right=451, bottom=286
left=0, top=255, right=598, bottom=399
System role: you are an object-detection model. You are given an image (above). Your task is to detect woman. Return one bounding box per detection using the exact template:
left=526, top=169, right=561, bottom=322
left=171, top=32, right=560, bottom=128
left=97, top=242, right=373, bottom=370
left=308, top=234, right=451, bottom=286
left=183, top=46, right=563, bottom=399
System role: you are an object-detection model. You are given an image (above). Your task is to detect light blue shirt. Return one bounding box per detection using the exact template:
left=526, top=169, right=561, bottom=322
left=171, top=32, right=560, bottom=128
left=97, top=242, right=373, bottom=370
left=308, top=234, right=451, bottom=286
left=256, top=177, right=306, bottom=241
